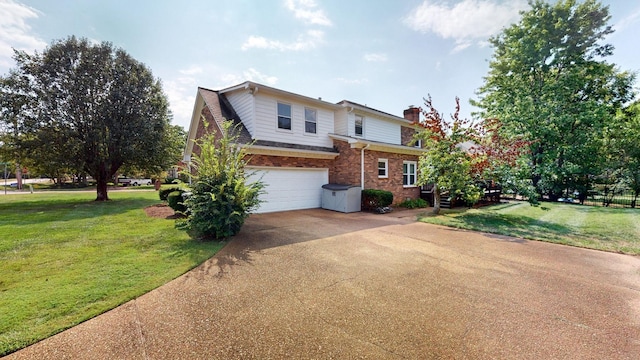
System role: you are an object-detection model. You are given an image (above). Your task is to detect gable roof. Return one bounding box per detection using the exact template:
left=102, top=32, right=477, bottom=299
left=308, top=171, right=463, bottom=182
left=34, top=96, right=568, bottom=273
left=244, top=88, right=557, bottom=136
left=198, top=87, right=253, bottom=144
left=184, top=85, right=338, bottom=161
left=183, top=87, right=253, bottom=161
left=337, top=100, right=412, bottom=125
left=221, top=81, right=342, bottom=110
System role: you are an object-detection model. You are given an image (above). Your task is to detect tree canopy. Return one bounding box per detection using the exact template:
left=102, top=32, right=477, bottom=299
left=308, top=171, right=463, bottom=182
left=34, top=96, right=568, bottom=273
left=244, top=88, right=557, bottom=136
left=604, top=100, right=640, bottom=207
left=415, top=96, right=529, bottom=213
left=473, top=0, right=635, bottom=200
left=415, top=96, right=482, bottom=214
left=0, top=36, right=173, bottom=200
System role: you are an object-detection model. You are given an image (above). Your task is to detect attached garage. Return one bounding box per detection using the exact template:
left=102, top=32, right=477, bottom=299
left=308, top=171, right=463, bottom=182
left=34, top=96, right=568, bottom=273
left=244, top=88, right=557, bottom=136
left=246, top=167, right=329, bottom=213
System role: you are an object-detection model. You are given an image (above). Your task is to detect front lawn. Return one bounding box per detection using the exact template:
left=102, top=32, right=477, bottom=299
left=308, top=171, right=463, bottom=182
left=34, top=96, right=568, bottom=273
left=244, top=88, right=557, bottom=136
left=419, top=201, right=640, bottom=254
left=0, top=191, right=224, bottom=356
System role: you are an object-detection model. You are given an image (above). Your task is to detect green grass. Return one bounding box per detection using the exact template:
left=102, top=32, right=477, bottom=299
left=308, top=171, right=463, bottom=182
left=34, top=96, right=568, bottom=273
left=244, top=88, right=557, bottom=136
left=419, top=201, right=640, bottom=254
left=0, top=191, right=224, bottom=356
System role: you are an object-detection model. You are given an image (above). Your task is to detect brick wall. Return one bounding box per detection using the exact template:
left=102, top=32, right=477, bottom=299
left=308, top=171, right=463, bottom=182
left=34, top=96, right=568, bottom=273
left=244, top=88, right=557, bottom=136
left=330, top=140, right=420, bottom=204
left=330, top=141, right=362, bottom=185
left=403, top=106, right=420, bottom=123
left=401, top=126, right=416, bottom=147
left=192, top=106, right=222, bottom=158
left=248, top=155, right=332, bottom=168
left=363, top=149, right=420, bottom=204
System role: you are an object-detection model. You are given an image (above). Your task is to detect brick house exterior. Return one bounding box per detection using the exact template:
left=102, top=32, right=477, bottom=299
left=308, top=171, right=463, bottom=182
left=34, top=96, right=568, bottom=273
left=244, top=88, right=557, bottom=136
left=184, top=82, right=425, bottom=212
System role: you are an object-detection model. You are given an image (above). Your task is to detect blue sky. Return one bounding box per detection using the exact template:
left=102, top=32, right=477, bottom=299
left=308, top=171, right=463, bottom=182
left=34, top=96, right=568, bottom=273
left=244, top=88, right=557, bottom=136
left=1, top=0, right=639, bottom=131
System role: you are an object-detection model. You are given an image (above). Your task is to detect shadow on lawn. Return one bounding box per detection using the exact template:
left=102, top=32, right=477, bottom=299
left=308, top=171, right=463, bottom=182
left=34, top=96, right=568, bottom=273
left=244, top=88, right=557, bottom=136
left=0, top=196, right=159, bottom=226
left=446, top=212, right=574, bottom=242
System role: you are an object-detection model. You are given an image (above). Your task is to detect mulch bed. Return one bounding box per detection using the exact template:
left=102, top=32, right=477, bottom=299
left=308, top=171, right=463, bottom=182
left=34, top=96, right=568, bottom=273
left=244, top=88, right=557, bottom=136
left=144, top=204, right=182, bottom=219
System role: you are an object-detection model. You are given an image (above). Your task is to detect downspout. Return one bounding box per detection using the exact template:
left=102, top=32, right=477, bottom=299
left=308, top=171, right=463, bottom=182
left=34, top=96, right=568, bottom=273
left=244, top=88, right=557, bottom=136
left=361, top=144, right=370, bottom=189
left=183, top=154, right=192, bottom=185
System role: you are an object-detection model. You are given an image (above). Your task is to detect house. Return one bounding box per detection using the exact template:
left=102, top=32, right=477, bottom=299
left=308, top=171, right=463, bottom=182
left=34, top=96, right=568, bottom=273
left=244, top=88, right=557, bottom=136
left=183, top=81, right=425, bottom=213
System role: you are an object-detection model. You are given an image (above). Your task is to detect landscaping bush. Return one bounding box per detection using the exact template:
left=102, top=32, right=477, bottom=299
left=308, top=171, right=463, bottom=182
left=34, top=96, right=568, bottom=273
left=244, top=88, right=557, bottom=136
left=159, top=186, right=183, bottom=201
left=177, top=120, right=264, bottom=240
left=361, top=189, right=393, bottom=211
left=399, top=198, right=429, bottom=209
left=167, top=190, right=187, bottom=214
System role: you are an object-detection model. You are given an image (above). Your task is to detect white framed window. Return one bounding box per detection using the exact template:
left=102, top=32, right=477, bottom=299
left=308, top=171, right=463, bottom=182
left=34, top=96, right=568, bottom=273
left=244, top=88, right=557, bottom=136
left=378, top=158, right=388, bottom=178
left=403, top=161, right=417, bottom=187
left=277, top=102, right=292, bottom=131
left=414, top=138, right=422, bottom=148
left=304, top=107, right=317, bottom=134
left=354, top=114, right=364, bottom=137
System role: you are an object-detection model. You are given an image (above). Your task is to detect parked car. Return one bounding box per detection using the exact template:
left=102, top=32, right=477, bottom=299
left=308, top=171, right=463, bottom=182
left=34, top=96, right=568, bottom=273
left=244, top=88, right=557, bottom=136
left=117, top=177, right=152, bottom=186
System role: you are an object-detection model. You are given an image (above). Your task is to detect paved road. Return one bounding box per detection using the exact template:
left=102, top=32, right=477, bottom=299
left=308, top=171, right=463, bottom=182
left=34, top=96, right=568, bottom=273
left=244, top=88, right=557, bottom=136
left=6, top=209, right=640, bottom=359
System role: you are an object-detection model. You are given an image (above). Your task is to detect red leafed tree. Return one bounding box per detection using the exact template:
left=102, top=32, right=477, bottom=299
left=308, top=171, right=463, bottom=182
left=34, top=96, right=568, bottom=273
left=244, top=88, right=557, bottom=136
left=472, top=117, right=531, bottom=177
left=414, top=95, right=531, bottom=214
left=414, top=96, right=482, bottom=214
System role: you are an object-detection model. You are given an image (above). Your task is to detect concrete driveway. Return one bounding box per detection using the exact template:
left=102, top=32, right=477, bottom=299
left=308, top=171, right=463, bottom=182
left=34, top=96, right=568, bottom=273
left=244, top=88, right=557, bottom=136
left=6, top=209, right=640, bottom=359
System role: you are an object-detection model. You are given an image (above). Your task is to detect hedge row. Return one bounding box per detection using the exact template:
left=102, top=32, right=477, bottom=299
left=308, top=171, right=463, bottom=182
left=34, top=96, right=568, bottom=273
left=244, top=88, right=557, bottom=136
left=361, top=189, right=393, bottom=211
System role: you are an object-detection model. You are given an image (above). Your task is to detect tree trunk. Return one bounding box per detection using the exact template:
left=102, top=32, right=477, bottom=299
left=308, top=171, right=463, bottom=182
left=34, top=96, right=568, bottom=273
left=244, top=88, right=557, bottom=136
left=432, top=184, right=441, bottom=215
left=95, top=165, right=110, bottom=201
left=15, top=164, right=22, bottom=190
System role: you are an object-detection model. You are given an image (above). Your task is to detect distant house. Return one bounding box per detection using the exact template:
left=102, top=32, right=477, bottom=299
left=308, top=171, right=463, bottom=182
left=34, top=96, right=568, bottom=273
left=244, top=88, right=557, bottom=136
left=183, top=81, right=425, bottom=213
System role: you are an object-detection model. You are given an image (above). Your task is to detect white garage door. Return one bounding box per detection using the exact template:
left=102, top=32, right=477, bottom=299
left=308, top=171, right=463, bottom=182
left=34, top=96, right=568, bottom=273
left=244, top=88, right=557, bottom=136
left=247, top=167, right=328, bottom=213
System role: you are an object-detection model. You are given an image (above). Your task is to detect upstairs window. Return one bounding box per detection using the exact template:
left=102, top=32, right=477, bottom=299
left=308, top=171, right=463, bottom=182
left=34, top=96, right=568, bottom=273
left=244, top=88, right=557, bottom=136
left=378, top=158, right=388, bottom=178
left=305, top=107, right=317, bottom=134
left=403, top=161, right=417, bottom=187
left=277, top=102, right=292, bottom=130
left=414, top=138, right=422, bottom=148
left=355, top=114, right=364, bottom=137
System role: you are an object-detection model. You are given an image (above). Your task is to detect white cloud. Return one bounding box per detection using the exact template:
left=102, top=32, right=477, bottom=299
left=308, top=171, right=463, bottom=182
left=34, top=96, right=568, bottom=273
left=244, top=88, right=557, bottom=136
left=220, top=73, right=244, bottom=86
left=242, top=68, right=278, bottom=85
left=179, top=65, right=204, bottom=76
left=219, top=68, right=278, bottom=87
left=241, top=30, right=324, bottom=51
left=241, top=0, right=330, bottom=52
left=0, top=0, right=47, bottom=66
left=335, top=77, right=369, bottom=85
left=284, top=0, right=332, bottom=26
left=404, top=0, right=527, bottom=50
left=364, top=53, right=388, bottom=62
left=163, top=74, right=199, bottom=128
left=614, top=7, right=640, bottom=33
left=451, top=40, right=471, bottom=53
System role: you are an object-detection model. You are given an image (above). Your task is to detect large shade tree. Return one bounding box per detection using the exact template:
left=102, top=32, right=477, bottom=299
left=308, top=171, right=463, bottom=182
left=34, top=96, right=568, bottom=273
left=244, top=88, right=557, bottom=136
left=605, top=100, right=640, bottom=207
left=473, top=0, right=635, bottom=199
left=0, top=36, right=172, bottom=200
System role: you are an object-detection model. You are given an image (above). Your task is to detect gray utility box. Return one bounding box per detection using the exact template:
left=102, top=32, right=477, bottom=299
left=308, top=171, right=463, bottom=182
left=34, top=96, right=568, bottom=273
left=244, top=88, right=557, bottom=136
left=321, top=184, right=362, bottom=213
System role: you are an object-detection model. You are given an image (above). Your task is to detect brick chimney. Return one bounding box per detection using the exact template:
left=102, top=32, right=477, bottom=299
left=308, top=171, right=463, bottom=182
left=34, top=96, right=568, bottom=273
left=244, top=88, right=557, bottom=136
left=403, top=106, right=420, bottom=123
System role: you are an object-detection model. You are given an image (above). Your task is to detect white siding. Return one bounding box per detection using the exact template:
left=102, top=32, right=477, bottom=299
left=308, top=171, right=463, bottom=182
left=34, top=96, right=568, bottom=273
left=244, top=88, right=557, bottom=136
left=346, top=112, right=401, bottom=144
left=365, top=115, right=401, bottom=144
left=252, top=93, right=334, bottom=148
left=334, top=108, right=348, bottom=135
left=226, top=90, right=255, bottom=136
